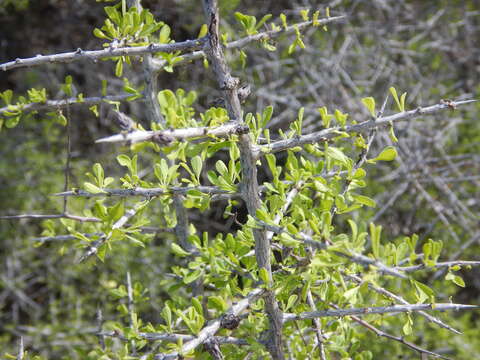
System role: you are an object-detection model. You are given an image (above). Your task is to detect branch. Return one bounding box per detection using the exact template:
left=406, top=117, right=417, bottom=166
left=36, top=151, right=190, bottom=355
left=395, top=261, right=480, bottom=273
left=254, top=99, right=477, bottom=158
left=54, top=185, right=233, bottom=198
left=0, top=94, right=134, bottom=117
left=16, top=337, right=24, bottom=360
left=0, top=213, right=100, bottom=223
left=0, top=38, right=207, bottom=71
left=259, top=222, right=407, bottom=279
left=31, top=227, right=171, bottom=243
left=154, top=288, right=264, bottom=359
left=283, top=303, right=478, bottom=322
left=202, top=1, right=284, bottom=358
left=78, top=205, right=141, bottom=262
left=150, top=15, right=346, bottom=72
left=341, top=306, right=451, bottom=360
left=95, top=122, right=249, bottom=144
left=345, top=273, right=461, bottom=334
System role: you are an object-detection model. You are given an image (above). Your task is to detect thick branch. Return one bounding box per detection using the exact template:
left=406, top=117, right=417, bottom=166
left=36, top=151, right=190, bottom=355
left=202, top=1, right=283, bottom=358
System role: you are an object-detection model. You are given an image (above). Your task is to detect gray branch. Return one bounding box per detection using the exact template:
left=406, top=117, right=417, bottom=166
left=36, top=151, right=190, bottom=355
left=345, top=273, right=461, bottom=334
left=95, top=122, right=249, bottom=144
left=283, top=303, right=478, bottom=322
left=395, top=260, right=480, bottom=273
left=54, top=185, right=232, bottom=198
left=0, top=94, right=134, bottom=117
left=0, top=213, right=100, bottom=223
left=201, top=1, right=284, bottom=358
left=0, top=38, right=207, bottom=71
left=254, top=99, right=476, bottom=157
left=150, top=15, right=346, bottom=72
left=154, top=288, right=264, bottom=359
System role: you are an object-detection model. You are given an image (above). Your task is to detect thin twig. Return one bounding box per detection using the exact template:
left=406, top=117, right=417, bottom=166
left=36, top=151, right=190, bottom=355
left=254, top=99, right=476, bottom=158
left=95, top=122, right=249, bottom=144
left=0, top=94, right=134, bottom=117
left=54, top=185, right=233, bottom=198
left=331, top=304, right=451, bottom=360
left=150, top=15, right=346, bottom=72
left=282, top=303, right=478, bottom=322
left=0, top=38, right=207, bottom=71
left=345, top=273, right=461, bottom=334
left=0, top=213, right=100, bottom=222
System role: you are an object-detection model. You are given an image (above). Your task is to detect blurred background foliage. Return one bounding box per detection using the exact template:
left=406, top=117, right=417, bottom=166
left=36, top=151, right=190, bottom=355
left=0, top=0, right=479, bottom=358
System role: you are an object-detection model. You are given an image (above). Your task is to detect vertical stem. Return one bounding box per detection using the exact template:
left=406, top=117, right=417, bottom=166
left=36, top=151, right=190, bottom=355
left=129, top=0, right=189, bottom=250
left=96, top=307, right=106, bottom=350
left=127, top=271, right=137, bottom=355
left=143, top=56, right=165, bottom=124
left=16, top=337, right=24, bottom=360
left=62, top=102, right=72, bottom=214
left=201, top=1, right=284, bottom=358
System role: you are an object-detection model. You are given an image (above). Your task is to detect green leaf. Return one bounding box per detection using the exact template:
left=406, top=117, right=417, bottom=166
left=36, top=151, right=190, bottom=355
left=84, top=182, right=106, bottom=194
left=334, top=109, right=348, bottom=127
left=361, top=97, right=376, bottom=117
left=117, top=154, right=131, bottom=168
left=215, top=160, right=228, bottom=177
left=318, top=106, right=333, bottom=128
left=197, top=24, right=208, bottom=38
left=108, top=200, right=125, bottom=223
left=285, top=294, right=298, bottom=311
left=93, top=28, right=110, bottom=39
left=325, top=146, right=349, bottom=167
left=159, top=24, right=171, bottom=43
left=280, top=13, right=287, bottom=29
left=412, top=279, right=435, bottom=303
left=0, top=89, right=13, bottom=105
left=400, top=92, right=407, bottom=112
left=256, top=14, right=272, bottom=30
left=5, top=115, right=20, bottom=128
left=259, top=268, right=270, bottom=284
left=352, top=194, right=376, bottom=208
left=115, top=59, right=123, bottom=77
left=93, top=163, right=104, bottom=186
left=403, top=315, right=413, bottom=335
left=370, top=223, right=382, bottom=259
left=279, top=232, right=301, bottom=248
left=208, top=296, right=228, bottom=312
left=388, top=122, right=398, bottom=142
left=171, top=243, right=190, bottom=257
left=161, top=304, right=172, bottom=329
left=343, top=286, right=359, bottom=302
left=97, top=243, right=107, bottom=262
left=184, top=269, right=202, bottom=284
left=368, top=146, right=397, bottom=163
left=191, top=156, right=203, bottom=181
left=446, top=272, right=465, bottom=287
left=261, top=105, right=273, bottom=128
